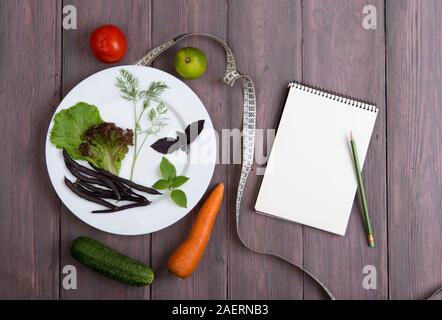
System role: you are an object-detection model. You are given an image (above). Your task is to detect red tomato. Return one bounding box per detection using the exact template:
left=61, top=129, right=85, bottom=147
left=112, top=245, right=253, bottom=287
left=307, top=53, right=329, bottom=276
left=89, top=24, right=127, bottom=63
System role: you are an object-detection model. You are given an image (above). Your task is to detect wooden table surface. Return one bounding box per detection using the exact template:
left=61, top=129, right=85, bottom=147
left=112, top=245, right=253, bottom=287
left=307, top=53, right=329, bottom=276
left=1, top=0, right=441, bottom=300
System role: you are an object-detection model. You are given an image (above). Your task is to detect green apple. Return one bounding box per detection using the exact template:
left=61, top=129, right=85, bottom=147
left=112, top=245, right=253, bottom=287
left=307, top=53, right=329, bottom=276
left=174, top=47, right=207, bottom=80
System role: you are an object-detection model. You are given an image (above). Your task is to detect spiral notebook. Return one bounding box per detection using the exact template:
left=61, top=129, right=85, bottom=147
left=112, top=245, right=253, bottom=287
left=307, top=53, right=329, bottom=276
left=255, top=82, right=378, bottom=236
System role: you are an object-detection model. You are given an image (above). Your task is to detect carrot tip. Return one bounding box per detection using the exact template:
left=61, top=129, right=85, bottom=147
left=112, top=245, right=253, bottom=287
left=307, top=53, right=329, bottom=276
left=167, top=182, right=225, bottom=280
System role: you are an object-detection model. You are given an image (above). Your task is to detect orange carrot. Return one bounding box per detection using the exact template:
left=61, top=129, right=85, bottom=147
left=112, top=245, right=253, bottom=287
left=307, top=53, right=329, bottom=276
left=167, top=183, right=225, bottom=278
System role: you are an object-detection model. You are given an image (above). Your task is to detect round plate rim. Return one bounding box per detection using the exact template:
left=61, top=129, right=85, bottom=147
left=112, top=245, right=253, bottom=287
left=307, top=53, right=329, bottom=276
left=44, top=65, right=216, bottom=235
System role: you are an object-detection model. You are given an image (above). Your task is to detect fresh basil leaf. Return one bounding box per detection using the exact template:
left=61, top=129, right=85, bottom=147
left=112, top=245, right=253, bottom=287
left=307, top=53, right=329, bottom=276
left=152, top=179, right=170, bottom=190
left=180, top=144, right=189, bottom=153
left=176, top=131, right=187, bottom=142
left=150, top=120, right=204, bottom=155
left=171, top=176, right=189, bottom=188
left=185, top=120, right=205, bottom=144
left=170, top=189, right=187, bottom=208
left=160, top=156, right=176, bottom=180
left=151, top=137, right=180, bottom=154
left=175, top=131, right=188, bottom=153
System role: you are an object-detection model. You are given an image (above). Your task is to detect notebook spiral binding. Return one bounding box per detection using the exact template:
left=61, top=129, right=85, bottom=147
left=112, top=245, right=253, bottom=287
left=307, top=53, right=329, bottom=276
left=288, top=81, right=378, bottom=113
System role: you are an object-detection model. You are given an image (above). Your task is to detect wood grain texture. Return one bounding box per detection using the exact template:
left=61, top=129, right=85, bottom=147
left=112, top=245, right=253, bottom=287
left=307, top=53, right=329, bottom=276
left=387, top=0, right=442, bottom=300
left=302, top=0, right=388, bottom=299
left=150, top=0, right=229, bottom=300
left=227, top=0, right=304, bottom=299
left=60, top=0, right=152, bottom=299
left=3, top=0, right=442, bottom=300
left=0, top=0, right=61, bottom=299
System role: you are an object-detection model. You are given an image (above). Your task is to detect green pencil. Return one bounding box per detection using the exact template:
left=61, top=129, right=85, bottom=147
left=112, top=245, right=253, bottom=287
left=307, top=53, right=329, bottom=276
left=349, top=131, right=375, bottom=248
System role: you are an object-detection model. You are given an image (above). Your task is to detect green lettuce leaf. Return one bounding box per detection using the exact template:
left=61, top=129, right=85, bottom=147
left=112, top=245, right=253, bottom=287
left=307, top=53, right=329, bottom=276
left=50, top=102, right=103, bottom=159
left=79, top=122, right=133, bottom=175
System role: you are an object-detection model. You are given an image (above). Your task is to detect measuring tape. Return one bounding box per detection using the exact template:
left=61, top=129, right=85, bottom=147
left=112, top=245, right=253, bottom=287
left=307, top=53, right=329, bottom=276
left=135, top=33, right=442, bottom=300
left=135, top=32, right=335, bottom=300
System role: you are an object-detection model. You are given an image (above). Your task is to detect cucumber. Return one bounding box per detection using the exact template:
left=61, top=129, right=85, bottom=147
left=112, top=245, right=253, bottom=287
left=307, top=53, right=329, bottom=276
left=70, top=236, right=154, bottom=286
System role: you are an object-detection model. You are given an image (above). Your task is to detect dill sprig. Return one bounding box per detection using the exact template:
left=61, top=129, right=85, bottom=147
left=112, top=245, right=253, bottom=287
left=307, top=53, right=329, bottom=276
left=139, top=81, right=169, bottom=106
left=115, top=69, right=140, bottom=102
left=136, top=102, right=169, bottom=159
left=145, top=102, right=169, bottom=135
left=115, top=69, right=170, bottom=179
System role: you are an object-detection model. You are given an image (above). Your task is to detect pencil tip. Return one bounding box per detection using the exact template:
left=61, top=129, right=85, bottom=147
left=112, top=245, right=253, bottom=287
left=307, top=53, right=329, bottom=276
left=368, top=234, right=375, bottom=248
left=349, top=131, right=354, bottom=141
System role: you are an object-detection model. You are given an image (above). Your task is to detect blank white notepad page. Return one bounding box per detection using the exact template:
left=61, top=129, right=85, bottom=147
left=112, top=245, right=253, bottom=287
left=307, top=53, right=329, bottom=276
left=255, top=83, right=377, bottom=235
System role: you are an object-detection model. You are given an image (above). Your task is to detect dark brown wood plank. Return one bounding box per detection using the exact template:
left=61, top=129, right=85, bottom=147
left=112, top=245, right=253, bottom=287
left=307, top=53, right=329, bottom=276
left=387, top=0, right=442, bottom=300
left=227, top=0, right=304, bottom=299
left=0, top=0, right=61, bottom=299
left=60, top=0, right=152, bottom=299
left=150, top=0, right=228, bottom=299
left=302, top=0, right=388, bottom=299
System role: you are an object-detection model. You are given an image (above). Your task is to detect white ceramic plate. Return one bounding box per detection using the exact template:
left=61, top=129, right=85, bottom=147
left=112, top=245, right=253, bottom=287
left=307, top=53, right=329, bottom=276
left=45, top=65, right=216, bottom=235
